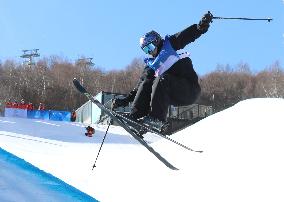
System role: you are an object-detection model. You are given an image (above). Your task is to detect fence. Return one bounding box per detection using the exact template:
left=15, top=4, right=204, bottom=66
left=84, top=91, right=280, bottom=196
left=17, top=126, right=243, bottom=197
left=165, top=104, right=213, bottom=134
left=169, top=104, right=213, bottom=120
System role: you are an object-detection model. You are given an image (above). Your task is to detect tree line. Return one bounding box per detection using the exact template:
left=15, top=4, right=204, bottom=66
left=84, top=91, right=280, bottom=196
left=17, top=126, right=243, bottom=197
left=0, top=56, right=283, bottom=114
left=199, top=61, right=284, bottom=111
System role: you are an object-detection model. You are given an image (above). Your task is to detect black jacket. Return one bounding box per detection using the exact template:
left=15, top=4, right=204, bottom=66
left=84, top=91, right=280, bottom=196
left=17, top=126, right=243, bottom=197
left=124, top=24, right=206, bottom=104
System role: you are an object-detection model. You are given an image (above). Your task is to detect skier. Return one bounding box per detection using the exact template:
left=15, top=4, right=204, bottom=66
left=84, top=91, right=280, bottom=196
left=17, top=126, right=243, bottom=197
left=112, top=12, right=213, bottom=132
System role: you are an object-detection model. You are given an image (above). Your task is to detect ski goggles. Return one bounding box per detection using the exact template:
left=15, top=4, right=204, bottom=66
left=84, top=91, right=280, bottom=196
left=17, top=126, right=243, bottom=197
left=142, top=43, right=156, bottom=54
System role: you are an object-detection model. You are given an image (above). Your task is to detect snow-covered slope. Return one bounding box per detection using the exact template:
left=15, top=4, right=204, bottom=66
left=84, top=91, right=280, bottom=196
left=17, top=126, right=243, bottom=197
left=0, top=147, right=98, bottom=202
left=0, top=98, right=284, bottom=202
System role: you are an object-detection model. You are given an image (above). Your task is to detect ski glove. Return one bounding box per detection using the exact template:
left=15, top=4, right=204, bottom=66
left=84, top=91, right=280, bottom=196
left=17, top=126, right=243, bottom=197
left=198, top=11, right=213, bottom=32
left=111, top=98, right=129, bottom=110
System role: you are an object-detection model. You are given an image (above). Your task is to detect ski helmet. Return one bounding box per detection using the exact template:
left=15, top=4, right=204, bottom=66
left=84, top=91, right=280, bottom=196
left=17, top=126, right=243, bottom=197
left=140, top=30, right=162, bottom=54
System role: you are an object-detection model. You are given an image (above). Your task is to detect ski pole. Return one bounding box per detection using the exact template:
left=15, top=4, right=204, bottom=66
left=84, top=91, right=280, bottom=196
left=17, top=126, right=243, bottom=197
left=213, top=16, right=273, bottom=22
left=92, top=120, right=111, bottom=170
left=206, top=11, right=273, bottom=22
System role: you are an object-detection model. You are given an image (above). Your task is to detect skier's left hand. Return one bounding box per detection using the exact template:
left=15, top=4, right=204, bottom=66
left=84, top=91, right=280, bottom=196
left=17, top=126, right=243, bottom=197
left=198, top=11, right=213, bottom=32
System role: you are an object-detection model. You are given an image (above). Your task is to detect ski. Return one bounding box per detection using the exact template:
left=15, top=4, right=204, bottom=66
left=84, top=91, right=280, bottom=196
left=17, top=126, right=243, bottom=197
left=73, top=78, right=178, bottom=170
left=110, top=111, right=203, bottom=153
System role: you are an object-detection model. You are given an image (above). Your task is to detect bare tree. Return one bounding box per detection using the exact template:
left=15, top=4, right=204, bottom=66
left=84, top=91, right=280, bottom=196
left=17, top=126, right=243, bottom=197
left=1, top=55, right=282, bottom=114
left=254, top=62, right=284, bottom=98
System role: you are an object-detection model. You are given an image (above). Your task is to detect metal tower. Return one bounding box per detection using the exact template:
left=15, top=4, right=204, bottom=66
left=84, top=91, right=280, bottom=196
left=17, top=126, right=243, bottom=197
left=20, top=49, right=40, bottom=68
left=76, top=57, right=94, bottom=68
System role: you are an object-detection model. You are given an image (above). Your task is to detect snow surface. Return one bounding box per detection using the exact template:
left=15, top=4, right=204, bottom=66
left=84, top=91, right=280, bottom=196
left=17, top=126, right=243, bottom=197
left=0, top=98, right=284, bottom=202
left=0, top=147, right=98, bottom=202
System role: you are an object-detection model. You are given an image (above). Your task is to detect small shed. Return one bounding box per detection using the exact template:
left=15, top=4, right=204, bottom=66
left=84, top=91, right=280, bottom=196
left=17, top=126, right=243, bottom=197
left=75, top=91, right=130, bottom=125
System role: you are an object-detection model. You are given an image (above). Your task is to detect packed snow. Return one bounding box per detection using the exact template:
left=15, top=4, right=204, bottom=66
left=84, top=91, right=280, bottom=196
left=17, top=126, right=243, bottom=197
left=0, top=98, right=284, bottom=202
left=0, top=147, right=98, bottom=202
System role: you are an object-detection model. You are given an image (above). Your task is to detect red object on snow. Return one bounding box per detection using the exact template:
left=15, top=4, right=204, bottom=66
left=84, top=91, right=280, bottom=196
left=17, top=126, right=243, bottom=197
left=85, top=126, right=95, bottom=137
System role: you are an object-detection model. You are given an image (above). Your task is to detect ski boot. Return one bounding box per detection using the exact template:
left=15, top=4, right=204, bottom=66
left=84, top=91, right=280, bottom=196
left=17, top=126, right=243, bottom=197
left=141, top=116, right=169, bottom=135
left=120, top=114, right=147, bottom=138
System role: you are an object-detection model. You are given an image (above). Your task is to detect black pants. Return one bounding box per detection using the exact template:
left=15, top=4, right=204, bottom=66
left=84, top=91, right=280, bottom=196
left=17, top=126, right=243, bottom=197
left=129, top=78, right=152, bottom=119
left=130, top=74, right=200, bottom=121
left=149, top=74, right=201, bottom=121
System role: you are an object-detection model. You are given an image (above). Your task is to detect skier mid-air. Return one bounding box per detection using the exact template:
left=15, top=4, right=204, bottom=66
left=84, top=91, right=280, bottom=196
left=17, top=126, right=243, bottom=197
left=73, top=12, right=212, bottom=168
left=112, top=12, right=213, bottom=133
left=73, top=11, right=272, bottom=169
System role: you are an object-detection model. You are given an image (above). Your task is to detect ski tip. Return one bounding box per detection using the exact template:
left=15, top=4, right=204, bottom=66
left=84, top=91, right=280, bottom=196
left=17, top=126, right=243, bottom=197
left=73, top=78, right=87, bottom=93
left=73, top=78, right=79, bottom=86
left=72, top=78, right=80, bottom=88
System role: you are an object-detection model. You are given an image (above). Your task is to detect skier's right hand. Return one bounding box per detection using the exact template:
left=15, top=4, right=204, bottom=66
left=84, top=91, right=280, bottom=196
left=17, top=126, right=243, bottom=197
left=111, top=98, right=128, bottom=110
left=198, top=11, right=213, bottom=32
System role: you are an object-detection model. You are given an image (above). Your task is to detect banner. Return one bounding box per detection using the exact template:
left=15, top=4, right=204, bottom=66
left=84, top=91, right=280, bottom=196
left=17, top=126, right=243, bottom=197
left=49, top=110, right=71, bottom=121
left=27, top=110, right=50, bottom=120
left=4, top=108, right=27, bottom=118
left=5, top=108, right=71, bottom=122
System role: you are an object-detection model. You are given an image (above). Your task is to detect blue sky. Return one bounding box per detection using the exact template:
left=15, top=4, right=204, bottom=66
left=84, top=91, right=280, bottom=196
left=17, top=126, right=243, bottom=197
left=0, top=0, right=283, bottom=75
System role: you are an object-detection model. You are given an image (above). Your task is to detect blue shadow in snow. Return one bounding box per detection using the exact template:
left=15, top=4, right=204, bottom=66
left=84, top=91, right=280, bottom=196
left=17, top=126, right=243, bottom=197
left=0, top=147, right=99, bottom=202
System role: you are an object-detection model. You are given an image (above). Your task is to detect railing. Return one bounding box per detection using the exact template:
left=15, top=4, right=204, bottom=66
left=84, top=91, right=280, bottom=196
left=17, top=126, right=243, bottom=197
left=165, top=104, right=213, bottom=135
left=169, top=104, right=213, bottom=121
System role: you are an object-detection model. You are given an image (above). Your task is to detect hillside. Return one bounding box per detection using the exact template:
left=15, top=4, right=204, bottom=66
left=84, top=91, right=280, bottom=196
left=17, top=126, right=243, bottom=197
left=0, top=98, right=284, bottom=202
